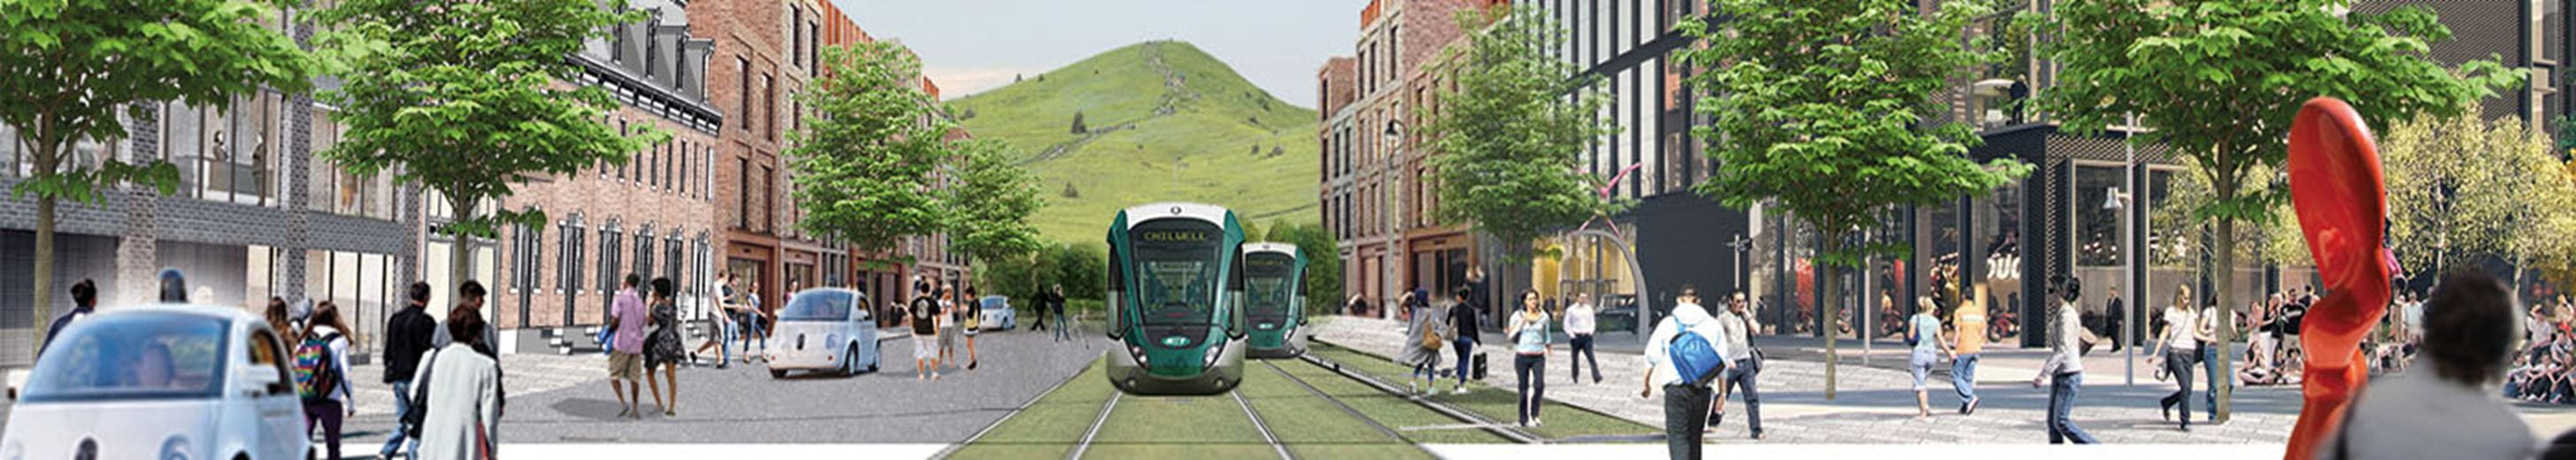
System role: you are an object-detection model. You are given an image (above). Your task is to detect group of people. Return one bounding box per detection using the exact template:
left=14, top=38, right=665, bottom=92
left=903, top=276, right=1030, bottom=380
left=688, top=272, right=771, bottom=369
left=2505, top=296, right=2576, bottom=403
left=604, top=274, right=688, bottom=419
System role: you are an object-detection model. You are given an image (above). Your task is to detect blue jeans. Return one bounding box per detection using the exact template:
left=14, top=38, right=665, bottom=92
left=1053, top=311, right=1070, bottom=341
left=380, top=380, right=417, bottom=459
left=1951, top=353, right=1980, bottom=402
left=2201, top=345, right=2219, bottom=420
left=1719, top=358, right=1762, bottom=435
left=714, top=314, right=737, bottom=364
left=1412, top=349, right=1443, bottom=383
left=2047, top=372, right=2097, bottom=444
left=737, top=312, right=769, bottom=358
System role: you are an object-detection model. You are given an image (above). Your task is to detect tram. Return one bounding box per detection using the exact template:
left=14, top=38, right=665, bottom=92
left=1240, top=242, right=1307, bottom=358
left=1105, top=203, right=1248, bottom=395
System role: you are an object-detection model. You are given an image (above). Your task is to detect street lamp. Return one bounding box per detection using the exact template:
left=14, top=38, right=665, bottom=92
left=1382, top=121, right=1402, bottom=320
left=2108, top=111, right=2141, bottom=386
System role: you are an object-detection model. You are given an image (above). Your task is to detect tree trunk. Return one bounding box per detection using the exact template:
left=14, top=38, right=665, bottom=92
left=1820, top=228, right=1842, bottom=400
left=29, top=140, right=59, bottom=354
left=2211, top=189, right=2239, bottom=424
left=449, top=196, right=476, bottom=304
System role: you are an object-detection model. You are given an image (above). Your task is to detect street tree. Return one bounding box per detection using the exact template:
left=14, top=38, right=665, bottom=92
left=789, top=42, right=954, bottom=263
left=1264, top=221, right=1344, bottom=316
left=2031, top=0, right=2517, bottom=421
left=947, top=137, right=1046, bottom=295
left=1422, top=6, right=1619, bottom=287
left=2380, top=113, right=2576, bottom=300
left=0, top=0, right=317, bottom=346
left=1680, top=0, right=2027, bottom=398
left=316, top=0, right=662, bottom=287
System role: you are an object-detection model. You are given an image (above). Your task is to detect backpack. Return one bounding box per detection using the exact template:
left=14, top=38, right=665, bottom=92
left=292, top=332, right=343, bottom=402
left=1664, top=317, right=1728, bottom=387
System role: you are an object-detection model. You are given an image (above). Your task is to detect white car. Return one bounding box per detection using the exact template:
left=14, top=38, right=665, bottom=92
left=769, top=288, right=881, bottom=379
left=978, top=295, right=1017, bottom=331
left=3, top=303, right=311, bottom=460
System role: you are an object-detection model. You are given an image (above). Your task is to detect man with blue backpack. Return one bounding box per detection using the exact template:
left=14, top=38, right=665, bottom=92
left=1639, top=287, right=1735, bottom=459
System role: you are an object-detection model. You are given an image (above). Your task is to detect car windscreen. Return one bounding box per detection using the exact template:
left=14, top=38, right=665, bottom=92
left=778, top=291, right=853, bottom=321
left=1130, top=218, right=1223, bottom=326
left=22, top=313, right=229, bottom=402
left=1244, top=252, right=1295, bottom=320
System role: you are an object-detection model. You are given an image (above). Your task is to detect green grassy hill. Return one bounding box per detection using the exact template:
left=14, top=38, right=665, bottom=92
left=953, top=41, right=1318, bottom=243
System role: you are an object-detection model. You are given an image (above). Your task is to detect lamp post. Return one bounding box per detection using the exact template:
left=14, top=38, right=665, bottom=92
left=1383, top=121, right=1403, bottom=320
left=2106, top=111, right=2139, bottom=387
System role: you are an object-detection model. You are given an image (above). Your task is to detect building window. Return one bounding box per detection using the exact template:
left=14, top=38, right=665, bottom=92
left=763, top=74, right=777, bottom=142
left=762, top=165, right=776, bottom=234
left=737, top=157, right=752, bottom=229
left=738, top=57, right=752, bottom=130
left=599, top=226, right=624, bottom=296
left=635, top=228, right=656, bottom=288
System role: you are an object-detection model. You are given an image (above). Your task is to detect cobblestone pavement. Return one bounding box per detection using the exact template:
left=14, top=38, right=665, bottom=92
left=1310, top=316, right=2299, bottom=444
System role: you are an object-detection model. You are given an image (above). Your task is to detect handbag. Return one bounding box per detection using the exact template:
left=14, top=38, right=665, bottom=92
left=1423, top=324, right=1445, bottom=351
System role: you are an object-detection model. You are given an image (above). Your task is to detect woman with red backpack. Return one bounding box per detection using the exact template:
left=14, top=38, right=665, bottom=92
left=295, top=301, right=357, bottom=460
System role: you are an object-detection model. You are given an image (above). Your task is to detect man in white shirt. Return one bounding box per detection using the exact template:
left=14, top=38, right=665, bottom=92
left=1711, top=292, right=1762, bottom=439
left=1564, top=293, right=1601, bottom=384
left=1639, top=288, right=1732, bottom=458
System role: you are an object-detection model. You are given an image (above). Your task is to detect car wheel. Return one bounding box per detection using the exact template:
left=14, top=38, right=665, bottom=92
left=845, top=344, right=862, bottom=376
left=770, top=369, right=789, bottom=379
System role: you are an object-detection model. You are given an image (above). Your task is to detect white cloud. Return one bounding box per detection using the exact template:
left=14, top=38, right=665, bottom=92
left=924, top=66, right=1036, bottom=100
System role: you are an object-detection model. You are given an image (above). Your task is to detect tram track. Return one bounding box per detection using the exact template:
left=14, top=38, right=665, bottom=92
left=1296, top=352, right=1545, bottom=444
left=1068, top=392, right=1120, bottom=460
left=1259, top=359, right=1406, bottom=442
left=1230, top=387, right=1293, bottom=460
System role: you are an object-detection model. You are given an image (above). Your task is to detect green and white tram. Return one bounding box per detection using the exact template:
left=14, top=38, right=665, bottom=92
left=1105, top=203, right=1248, bottom=395
left=1240, top=242, right=1307, bottom=358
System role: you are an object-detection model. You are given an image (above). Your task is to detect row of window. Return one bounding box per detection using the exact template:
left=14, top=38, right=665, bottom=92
left=601, top=118, right=713, bottom=201
left=502, top=220, right=711, bottom=326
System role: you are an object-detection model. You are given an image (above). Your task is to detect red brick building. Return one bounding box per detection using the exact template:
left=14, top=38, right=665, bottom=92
left=1320, top=0, right=1496, bottom=318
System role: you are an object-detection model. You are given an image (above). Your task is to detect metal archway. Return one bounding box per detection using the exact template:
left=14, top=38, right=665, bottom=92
left=1552, top=226, right=1652, bottom=335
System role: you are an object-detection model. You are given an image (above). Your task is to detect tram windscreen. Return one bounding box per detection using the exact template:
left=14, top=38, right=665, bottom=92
left=1130, top=218, right=1223, bottom=326
left=1244, top=252, right=1296, bottom=323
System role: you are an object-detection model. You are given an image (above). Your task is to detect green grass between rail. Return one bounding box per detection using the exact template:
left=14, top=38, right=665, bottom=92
left=1307, top=343, right=1659, bottom=442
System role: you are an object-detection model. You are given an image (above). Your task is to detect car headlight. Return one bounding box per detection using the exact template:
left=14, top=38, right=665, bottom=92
left=158, top=436, right=190, bottom=460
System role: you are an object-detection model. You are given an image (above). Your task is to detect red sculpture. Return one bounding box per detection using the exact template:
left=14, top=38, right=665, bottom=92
left=2281, top=97, right=2398, bottom=460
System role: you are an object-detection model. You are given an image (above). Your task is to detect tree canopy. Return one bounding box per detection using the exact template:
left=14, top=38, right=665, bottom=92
left=789, top=42, right=955, bottom=261
left=947, top=138, right=1046, bottom=263
left=1422, top=6, right=1618, bottom=257
left=1681, top=0, right=2027, bottom=398
left=0, top=0, right=318, bottom=345
left=316, top=0, right=662, bottom=259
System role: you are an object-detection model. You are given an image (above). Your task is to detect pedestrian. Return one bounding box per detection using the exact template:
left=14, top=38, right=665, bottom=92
left=39, top=280, right=97, bottom=356
left=435, top=280, right=502, bottom=358
left=1907, top=296, right=1951, bottom=419
left=410, top=306, right=502, bottom=460
left=911, top=293, right=944, bottom=380
left=1640, top=286, right=1733, bottom=460
left=265, top=296, right=300, bottom=346
left=2325, top=269, right=2531, bottom=460
left=1712, top=291, right=1763, bottom=439
left=608, top=274, right=649, bottom=418
left=294, top=302, right=356, bottom=460
left=740, top=282, right=770, bottom=364
left=1031, top=284, right=1051, bottom=334
left=1507, top=290, right=1552, bottom=427
left=157, top=268, right=188, bottom=303
left=2032, top=277, right=2101, bottom=444
left=1565, top=292, right=1601, bottom=385
left=693, top=272, right=738, bottom=369
left=644, top=277, right=685, bottom=417
left=380, top=281, right=438, bottom=460
left=1466, top=267, right=1491, bottom=325
left=1951, top=281, right=1990, bottom=415
left=963, top=286, right=983, bottom=370
left=1048, top=284, right=1071, bottom=341
left=2199, top=295, right=2224, bottom=419
left=1446, top=285, right=1484, bottom=394
left=2106, top=285, right=2128, bottom=352
left=1401, top=288, right=1446, bottom=394
left=939, top=287, right=961, bottom=365
left=2150, top=284, right=2203, bottom=432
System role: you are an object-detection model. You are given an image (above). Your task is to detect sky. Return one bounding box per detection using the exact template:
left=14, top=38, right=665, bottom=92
left=831, top=0, right=1374, bottom=105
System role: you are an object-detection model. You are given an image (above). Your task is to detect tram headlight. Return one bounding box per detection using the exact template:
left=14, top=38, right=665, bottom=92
left=1128, top=344, right=1150, bottom=365
left=1204, top=342, right=1225, bottom=367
